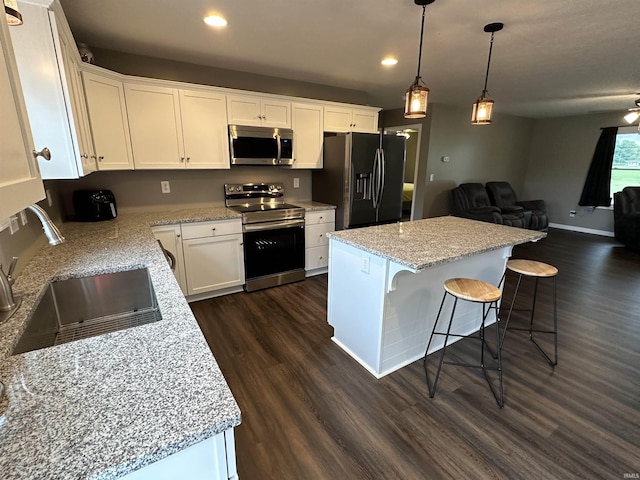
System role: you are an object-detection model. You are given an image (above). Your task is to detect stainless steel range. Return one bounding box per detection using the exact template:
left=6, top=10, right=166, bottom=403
left=225, top=183, right=305, bottom=292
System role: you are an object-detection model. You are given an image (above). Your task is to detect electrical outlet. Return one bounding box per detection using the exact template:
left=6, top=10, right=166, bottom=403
left=9, top=215, right=19, bottom=234
left=19, top=210, right=28, bottom=226
left=442, top=156, right=450, bottom=163
left=429, top=173, right=435, bottom=182
left=161, top=181, right=171, bottom=194
left=569, top=210, right=576, bottom=217
left=293, top=178, right=300, bottom=188
left=361, top=255, right=370, bottom=274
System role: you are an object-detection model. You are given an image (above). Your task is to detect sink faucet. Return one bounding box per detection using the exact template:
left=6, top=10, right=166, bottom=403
left=27, top=204, right=65, bottom=246
left=0, top=257, right=21, bottom=322
left=0, top=205, right=64, bottom=323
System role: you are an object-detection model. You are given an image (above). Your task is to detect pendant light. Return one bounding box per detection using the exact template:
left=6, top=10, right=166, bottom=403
left=4, top=0, right=23, bottom=26
left=471, top=22, right=504, bottom=125
left=404, top=0, right=435, bottom=119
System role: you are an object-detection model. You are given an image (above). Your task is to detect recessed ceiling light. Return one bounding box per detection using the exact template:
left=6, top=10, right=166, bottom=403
left=204, top=15, right=227, bottom=27
left=381, top=57, right=398, bottom=66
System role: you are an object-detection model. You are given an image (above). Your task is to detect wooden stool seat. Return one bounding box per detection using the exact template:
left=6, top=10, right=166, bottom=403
left=507, top=259, right=558, bottom=278
left=501, top=258, right=558, bottom=366
left=424, top=277, right=504, bottom=408
left=444, top=278, right=502, bottom=303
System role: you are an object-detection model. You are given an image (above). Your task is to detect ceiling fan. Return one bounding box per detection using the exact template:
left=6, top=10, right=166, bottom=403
left=623, top=98, right=640, bottom=125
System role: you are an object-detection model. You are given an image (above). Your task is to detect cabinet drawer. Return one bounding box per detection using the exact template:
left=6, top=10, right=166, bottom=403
left=305, top=209, right=335, bottom=226
left=306, top=223, right=332, bottom=247
left=305, top=245, right=329, bottom=270
left=181, top=219, right=242, bottom=240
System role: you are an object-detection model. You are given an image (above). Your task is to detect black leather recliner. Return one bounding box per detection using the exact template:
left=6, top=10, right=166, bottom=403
left=451, top=183, right=527, bottom=228
left=613, top=186, right=640, bottom=250
left=486, top=181, right=549, bottom=231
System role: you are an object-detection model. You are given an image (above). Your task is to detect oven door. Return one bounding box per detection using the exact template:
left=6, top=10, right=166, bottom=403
left=243, top=219, right=305, bottom=290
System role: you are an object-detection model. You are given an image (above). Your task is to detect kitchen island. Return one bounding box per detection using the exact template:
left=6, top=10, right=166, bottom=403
left=0, top=208, right=244, bottom=480
left=326, top=216, right=546, bottom=378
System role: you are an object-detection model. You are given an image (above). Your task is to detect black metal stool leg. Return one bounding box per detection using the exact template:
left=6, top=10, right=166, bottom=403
left=427, top=295, right=458, bottom=398
left=528, top=276, right=558, bottom=366
left=425, top=292, right=452, bottom=397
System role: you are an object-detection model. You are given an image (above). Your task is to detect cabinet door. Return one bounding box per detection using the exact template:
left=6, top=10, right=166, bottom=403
left=306, top=223, right=332, bottom=248
left=351, top=108, right=379, bottom=133
left=125, top=84, right=184, bottom=169
left=152, top=225, right=187, bottom=295
left=226, top=94, right=262, bottom=126
left=83, top=71, right=134, bottom=170
left=291, top=102, right=323, bottom=169
left=0, top=16, right=45, bottom=219
left=183, top=234, right=244, bottom=296
left=323, top=106, right=353, bottom=132
left=8, top=3, right=92, bottom=179
left=305, top=245, right=329, bottom=271
left=52, top=13, right=97, bottom=176
left=179, top=89, right=230, bottom=169
left=261, top=98, right=291, bottom=128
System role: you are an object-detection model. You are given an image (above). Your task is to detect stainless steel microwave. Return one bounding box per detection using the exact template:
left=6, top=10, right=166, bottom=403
left=229, top=125, right=294, bottom=166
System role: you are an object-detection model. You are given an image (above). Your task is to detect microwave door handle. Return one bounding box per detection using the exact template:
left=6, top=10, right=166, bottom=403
left=276, top=134, right=282, bottom=164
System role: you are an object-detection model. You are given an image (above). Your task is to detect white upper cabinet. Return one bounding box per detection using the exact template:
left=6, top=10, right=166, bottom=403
left=125, top=82, right=230, bottom=169
left=9, top=2, right=96, bottom=179
left=0, top=8, right=45, bottom=219
left=82, top=68, right=134, bottom=170
left=179, top=88, right=230, bottom=169
left=227, top=94, right=291, bottom=128
left=291, top=102, right=323, bottom=169
left=324, top=105, right=379, bottom=133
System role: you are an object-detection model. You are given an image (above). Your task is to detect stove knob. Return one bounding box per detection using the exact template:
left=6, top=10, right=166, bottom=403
left=236, top=186, right=241, bottom=192
left=269, top=184, right=275, bottom=191
left=227, top=185, right=234, bottom=192
left=276, top=185, right=283, bottom=190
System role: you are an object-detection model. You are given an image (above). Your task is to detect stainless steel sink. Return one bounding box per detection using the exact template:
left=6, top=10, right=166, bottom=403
left=12, top=268, right=162, bottom=355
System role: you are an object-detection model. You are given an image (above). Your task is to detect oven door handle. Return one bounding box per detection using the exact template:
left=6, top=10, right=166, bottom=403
left=243, top=219, right=305, bottom=232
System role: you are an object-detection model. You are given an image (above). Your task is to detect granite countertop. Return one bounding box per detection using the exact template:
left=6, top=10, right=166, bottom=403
left=0, top=207, right=243, bottom=480
left=292, top=200, right=336, bottom=211
left=326, top=216, right=546, bottom=271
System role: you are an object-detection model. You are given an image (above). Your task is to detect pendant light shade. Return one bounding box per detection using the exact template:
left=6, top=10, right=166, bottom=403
left=404, top=0, right=435, bottom=119
left=472, top=22, right=503, bottom=125
left=4, top=0, right=23, bottom=26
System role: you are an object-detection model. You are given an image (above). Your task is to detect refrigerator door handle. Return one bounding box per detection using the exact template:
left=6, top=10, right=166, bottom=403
left=379, top=148, right=386, bottom=205
left=371, top=149, right=379, bottom=208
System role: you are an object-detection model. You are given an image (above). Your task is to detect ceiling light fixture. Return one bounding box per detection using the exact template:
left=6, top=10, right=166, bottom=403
left=623, top=98, right=640, bottom=125
left=381, top=57, right=398, bottom=66
left=4, top=0, right=23, bottom=26
left=404, top=0, right=435, bottom=119
left=471, top=22, right=504, bottom=125
left=204, top=15, right=227, bottom=27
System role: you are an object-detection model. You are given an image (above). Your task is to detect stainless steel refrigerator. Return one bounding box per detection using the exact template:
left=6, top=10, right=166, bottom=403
left=312, top=132, right=406, bottom=230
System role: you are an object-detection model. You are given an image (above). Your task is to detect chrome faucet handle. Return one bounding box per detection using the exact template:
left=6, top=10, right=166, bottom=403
left=6, top=257, right=18, bottom=283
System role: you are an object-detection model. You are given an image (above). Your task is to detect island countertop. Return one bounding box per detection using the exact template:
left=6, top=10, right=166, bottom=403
left=0, top=207, right=243, bottom=480
left=326, top=216, right=546, bottom=271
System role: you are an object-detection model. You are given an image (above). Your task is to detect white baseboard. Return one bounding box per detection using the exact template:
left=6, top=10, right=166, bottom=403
left=549, top=223, right=614, bottom=237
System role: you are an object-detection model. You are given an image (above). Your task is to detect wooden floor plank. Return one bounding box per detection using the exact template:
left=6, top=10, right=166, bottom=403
left=191, top=228, right=640, bottom=479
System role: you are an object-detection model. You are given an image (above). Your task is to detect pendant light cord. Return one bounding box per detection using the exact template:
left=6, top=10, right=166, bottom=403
left=482, top=32, right=495, bottom=94
left=416, top=5, right=426, bottom=79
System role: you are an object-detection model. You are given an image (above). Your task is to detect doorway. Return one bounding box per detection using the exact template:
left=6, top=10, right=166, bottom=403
left=384, top=124, right=422, bottom=221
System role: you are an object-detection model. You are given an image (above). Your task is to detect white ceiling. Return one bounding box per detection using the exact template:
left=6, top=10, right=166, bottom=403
left=57, top=0, right=640, bottom=119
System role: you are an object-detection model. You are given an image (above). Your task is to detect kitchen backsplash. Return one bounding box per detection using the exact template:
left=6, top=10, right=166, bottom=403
left=54, top=168, right=313, bottom=219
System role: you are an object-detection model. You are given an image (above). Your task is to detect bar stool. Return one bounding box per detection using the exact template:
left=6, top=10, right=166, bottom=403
left=424, top=278, right=504, bottom=408
left=501, top=259, right=558, bottom=366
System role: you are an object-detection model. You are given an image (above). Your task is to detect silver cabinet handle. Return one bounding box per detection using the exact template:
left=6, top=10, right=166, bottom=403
left=186, top=157, right=190, bottom=163
left=211, top=227, right=216, bottom=231
left=33, top=147, right=51, bottom=161
left=98, top=156, right=104, bottom=162
left=180, top=157, right=185, bottom=162
left=81, top=153, right=89, bottom=159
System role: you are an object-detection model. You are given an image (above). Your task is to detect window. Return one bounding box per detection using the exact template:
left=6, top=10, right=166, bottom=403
left=611, top=126, right=640, bottom=200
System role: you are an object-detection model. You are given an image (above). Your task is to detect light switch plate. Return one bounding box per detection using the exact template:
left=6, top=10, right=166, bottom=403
left=19, top=210, right=28, bottom=226
left=9, top=215, right=19, bottom=234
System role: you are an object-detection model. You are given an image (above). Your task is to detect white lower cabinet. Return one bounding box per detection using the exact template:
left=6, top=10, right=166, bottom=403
left=181, top=219, right=245, bottom=298
left=305, top=209, right=335, bottom=276
left=151, top=224, right=187, bottom=295
left=120, top=428, right=237, bottom=480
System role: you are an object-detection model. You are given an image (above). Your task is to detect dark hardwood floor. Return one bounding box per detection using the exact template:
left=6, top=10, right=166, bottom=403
left=191, top=229, right=640, bottom=479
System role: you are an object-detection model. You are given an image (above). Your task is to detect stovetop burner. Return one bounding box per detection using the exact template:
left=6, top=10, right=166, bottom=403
left=224, top=183, right=304, bottom=225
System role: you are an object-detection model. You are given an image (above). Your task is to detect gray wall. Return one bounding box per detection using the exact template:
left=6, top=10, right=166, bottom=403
left=382, top=104, right=534, bottom=219
left=524, top=112, right=620, bottom=233
left=55, top=168, right=312, bottom=219
left=91, top=47, right=371, bottom=106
